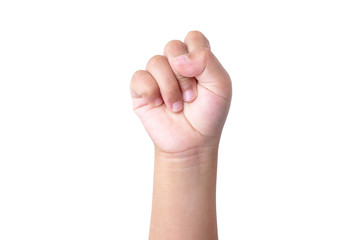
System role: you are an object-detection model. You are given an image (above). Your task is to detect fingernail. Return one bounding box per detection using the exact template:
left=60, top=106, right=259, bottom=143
left=154, top=98, right=163, bottom=106
left=174, top=54, right=188, bottom=67
left=183, top=89, right=195, bottom=102
left=172, top=101, right=183, bottom=112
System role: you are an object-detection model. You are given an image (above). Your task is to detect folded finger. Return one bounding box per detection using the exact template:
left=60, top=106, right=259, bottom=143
left=130, top=70, right=163, bottom=110
left=164, top=40, right=197, bottom=102
left=146, top=55, right=183, bottom=113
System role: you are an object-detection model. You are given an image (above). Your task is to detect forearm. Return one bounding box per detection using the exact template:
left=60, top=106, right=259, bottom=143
left=149, top=146, right=219, bottom=240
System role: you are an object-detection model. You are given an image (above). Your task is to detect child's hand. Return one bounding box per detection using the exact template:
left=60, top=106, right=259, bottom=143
left=131, top=31, right=232, bottom=156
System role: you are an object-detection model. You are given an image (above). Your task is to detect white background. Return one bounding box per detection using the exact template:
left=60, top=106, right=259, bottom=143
left=0, top=0, right=359, bottom=239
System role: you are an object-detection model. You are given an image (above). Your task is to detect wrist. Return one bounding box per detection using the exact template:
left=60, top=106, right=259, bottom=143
left=155, top=144, right=219, bottom=169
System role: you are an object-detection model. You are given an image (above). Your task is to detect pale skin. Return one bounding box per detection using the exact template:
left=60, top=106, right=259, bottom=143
left=130, top=31, right=232, bottom=240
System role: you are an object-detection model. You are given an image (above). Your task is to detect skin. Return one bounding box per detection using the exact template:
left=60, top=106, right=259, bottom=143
left=130, top=31, right=232, bottom=240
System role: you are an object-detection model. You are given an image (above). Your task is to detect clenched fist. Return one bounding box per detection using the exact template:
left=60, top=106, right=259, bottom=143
left=130, top=31, right=232, bottom=156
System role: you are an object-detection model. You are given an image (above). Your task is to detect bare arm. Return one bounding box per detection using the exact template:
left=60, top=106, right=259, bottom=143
left=150, top=147, right=218, bottom=239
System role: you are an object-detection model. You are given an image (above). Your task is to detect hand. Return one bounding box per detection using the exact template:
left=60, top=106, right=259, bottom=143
left=130, top=31, right=232, bottom=156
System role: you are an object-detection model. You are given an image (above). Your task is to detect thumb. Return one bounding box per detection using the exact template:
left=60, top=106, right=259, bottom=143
left=170, top=48, right=232, bottom=101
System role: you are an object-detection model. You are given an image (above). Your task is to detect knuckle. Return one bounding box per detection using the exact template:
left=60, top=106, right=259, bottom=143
left=146, top=55, right=167, bottom=70
left=131, top=70, right=146, bottom=82
left=186, top=30, right=209, bottom=44
left=164, top=40, right=185, bottom=54
left=131, top=74, right=159, bottom=99
left=131, top=70, right=147, bottom=89
left=187, top=30, right=204, bottom=39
